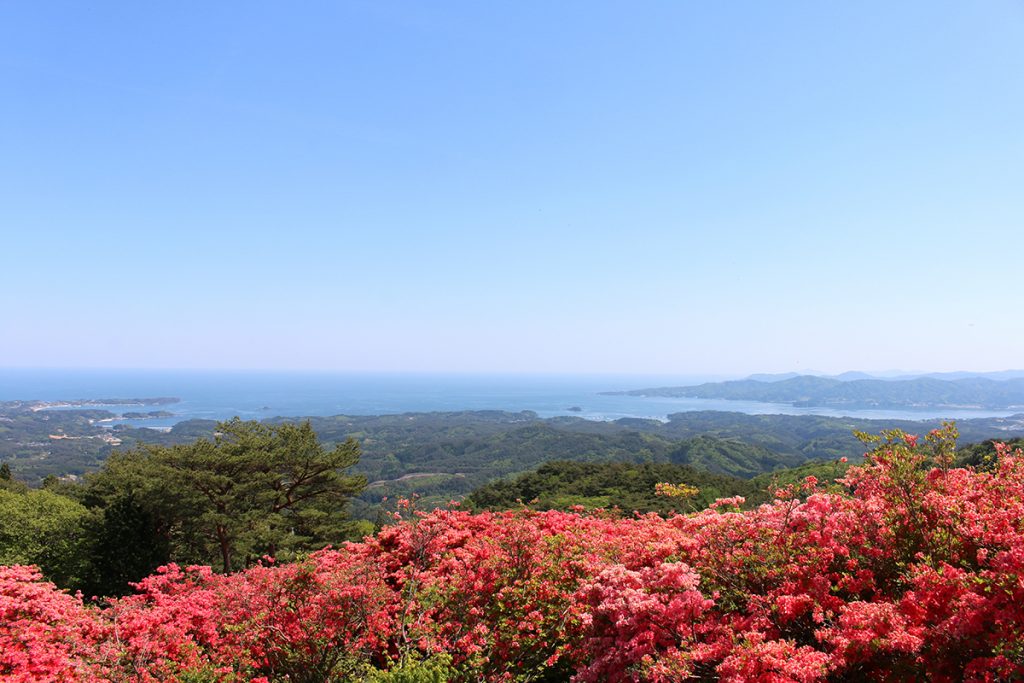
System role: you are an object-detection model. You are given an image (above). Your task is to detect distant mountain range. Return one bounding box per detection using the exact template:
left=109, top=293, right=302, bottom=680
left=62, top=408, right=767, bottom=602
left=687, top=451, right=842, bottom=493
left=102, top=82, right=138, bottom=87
left=743, top=370, right=1024, bottom=383
left=608, top=374, right=1024, bottom=410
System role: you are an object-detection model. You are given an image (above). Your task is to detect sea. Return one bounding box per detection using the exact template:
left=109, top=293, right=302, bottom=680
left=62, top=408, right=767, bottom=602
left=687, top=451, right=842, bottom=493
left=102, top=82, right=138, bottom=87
left=0, top=369, right=1016, bottom=430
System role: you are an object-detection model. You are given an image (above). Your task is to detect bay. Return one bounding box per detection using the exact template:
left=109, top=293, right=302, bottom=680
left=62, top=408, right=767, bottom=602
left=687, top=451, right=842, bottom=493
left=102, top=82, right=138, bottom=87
left=0, top=368, right=1017, bottom=430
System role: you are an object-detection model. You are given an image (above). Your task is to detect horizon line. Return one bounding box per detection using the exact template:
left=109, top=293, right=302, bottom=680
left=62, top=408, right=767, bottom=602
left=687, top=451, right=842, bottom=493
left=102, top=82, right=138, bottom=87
left=2, top=366, right=1023, bottom=377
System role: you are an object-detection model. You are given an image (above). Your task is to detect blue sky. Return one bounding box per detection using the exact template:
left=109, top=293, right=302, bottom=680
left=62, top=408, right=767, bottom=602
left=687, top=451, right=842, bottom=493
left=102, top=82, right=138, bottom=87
left=2, top=1, right=1022, bottom=374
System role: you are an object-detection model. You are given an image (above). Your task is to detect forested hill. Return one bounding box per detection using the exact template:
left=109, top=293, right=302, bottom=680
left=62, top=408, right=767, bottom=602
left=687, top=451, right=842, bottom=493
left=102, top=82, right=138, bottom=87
left=4, top=404, right=1024, bottom=517
left=466, top=458, right=854, bottom=514
left=467, top=460, right=761, bottom=513
left=608, top=375, right=1024, bottom=410
left=101, top=410, right=1024, bottom=515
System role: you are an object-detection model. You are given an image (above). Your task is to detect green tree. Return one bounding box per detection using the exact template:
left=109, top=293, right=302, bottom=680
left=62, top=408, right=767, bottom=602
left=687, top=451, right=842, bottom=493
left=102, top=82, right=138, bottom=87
left=76, top=446, right=184, bottom=596
left=82, top=490, right=171, bottom=597
left=0, top=462, right=27, bottom=493
left=0, top=487, right=93, bottom=588
left=89, top=419, right=366, bottom=573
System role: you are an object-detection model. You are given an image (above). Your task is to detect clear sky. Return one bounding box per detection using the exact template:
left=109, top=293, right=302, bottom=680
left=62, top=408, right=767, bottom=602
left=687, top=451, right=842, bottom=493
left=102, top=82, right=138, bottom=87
left=1, top=1, right=1022, bottom=375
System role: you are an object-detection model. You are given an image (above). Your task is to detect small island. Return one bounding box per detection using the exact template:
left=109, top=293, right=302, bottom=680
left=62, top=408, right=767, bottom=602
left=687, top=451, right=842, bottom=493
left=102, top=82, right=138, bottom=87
left=121, top=410, right=176, bottom=419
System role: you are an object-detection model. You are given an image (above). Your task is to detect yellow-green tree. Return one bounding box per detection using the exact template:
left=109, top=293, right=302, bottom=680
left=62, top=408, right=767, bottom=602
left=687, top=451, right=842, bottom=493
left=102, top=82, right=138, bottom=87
left=0, top=487, right=93, bottom=587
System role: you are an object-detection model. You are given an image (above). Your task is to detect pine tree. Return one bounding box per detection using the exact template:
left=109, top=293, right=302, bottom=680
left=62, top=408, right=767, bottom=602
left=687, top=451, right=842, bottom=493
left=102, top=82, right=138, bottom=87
left=91, top=419, right=366, bottom=573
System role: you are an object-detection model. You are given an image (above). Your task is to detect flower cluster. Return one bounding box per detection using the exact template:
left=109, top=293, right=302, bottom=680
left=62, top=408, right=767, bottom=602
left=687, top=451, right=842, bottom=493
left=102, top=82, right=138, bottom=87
left=654, top=482, right=700, bottom=499
left=4, top=430, right=1024, bottom=681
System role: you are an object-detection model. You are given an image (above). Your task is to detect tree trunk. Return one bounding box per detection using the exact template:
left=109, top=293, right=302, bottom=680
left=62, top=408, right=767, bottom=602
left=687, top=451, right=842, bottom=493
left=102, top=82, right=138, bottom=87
left=217, top=525, right=231, bottom=573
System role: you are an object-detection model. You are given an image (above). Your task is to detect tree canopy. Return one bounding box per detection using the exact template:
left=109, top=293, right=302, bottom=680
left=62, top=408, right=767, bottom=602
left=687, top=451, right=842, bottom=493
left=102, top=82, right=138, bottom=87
left=94, top=418, right=366, bottom=573
left=0, top=487, right=92, bottom=588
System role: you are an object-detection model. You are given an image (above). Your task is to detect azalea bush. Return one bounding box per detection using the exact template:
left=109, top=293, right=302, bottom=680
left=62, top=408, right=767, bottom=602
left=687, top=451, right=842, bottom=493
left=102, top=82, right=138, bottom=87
left=4, top=425, right=1024, bottom=681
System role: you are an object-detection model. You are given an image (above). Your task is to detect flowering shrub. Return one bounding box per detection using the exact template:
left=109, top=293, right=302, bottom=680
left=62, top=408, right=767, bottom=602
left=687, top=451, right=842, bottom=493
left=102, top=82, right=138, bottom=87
left=0, top=566, right=105, bottom=682
left=3, top=426, right=1024, bottom=681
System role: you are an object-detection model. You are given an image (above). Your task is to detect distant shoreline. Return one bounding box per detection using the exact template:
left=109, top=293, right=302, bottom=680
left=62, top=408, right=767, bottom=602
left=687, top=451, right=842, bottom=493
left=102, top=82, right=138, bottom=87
left=22, top=397, right=180, bottom=411
left=606, top=374, right=1024, bottom=411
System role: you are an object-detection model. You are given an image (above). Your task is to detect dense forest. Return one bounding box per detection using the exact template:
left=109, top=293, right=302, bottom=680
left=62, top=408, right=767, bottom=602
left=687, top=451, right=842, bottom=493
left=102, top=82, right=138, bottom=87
left=4, top=401, right=1024, bottom=516
left=465, top=459, right=852, bottom=514
left=467, top=460, right=763, bottom=513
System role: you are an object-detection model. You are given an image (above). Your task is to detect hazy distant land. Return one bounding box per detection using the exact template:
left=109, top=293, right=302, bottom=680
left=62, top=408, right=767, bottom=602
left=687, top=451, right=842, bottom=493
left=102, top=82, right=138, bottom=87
left=607, top=375, right=1024, bottom=410
left=9, top=397, right=181, bottom=411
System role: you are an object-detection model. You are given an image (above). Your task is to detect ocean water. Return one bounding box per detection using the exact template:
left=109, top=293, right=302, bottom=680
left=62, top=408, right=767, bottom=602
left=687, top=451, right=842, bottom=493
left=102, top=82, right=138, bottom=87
left=0, top=369, right=1016, bottom=429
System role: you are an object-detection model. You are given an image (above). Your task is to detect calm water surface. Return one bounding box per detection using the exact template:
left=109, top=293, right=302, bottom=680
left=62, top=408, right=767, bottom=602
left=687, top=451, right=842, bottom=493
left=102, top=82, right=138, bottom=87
left=0, top=369, right=1016, bottom=429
